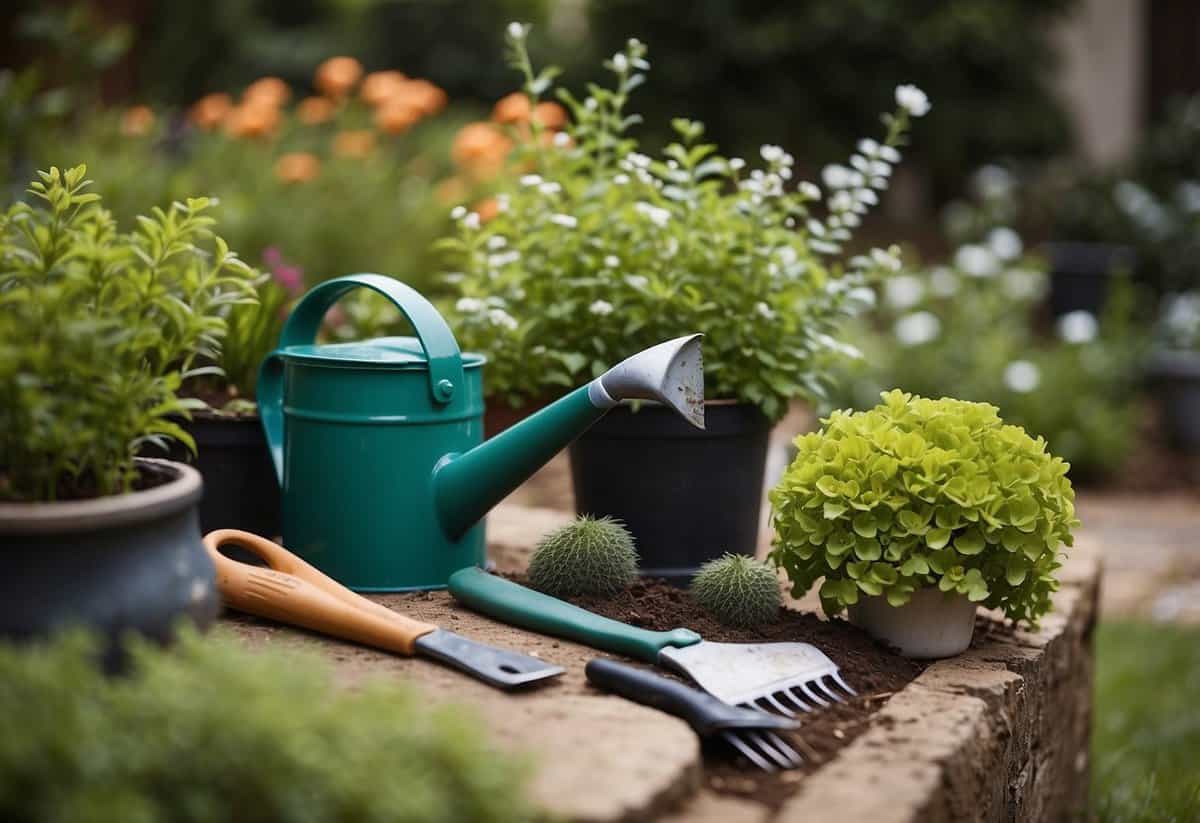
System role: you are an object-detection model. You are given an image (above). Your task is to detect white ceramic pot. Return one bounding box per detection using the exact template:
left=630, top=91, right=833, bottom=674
left=848, top=587, right=977, bottom=659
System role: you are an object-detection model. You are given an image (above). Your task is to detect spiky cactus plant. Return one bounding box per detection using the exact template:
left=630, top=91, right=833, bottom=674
left=690, top=554, right=782, bottom=627
left=527, top=516, right=638, bottom=597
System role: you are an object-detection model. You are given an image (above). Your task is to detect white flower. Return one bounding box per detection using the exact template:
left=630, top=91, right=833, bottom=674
left=799, top=181, right=821, bottom=199
left=487, top=308, right=518, bottom=331
left=879, top=145, right=901, bottom=163
left=840, top=212, right=861, bottom=228
left=495, top=194, right=511, bottom=212
left=822, top=164, right=855, bottom=189
left=895, top=84, right=931, bottom=117
left=1057, top=310, right=1099, bottom=344
left=807, top=219, right=826, bottom=237
left=455, top=297, right=484, bottom=313
left=885, top=274, right=925, bottom=310
left=462, top=212, right=480, bottom=230
left=870, top=160, right=891, bottom=178
left=760, top=144, right=783, bottom=163
left=613, top=173, right=630, bottom=185
left=755, top=301, right=775, bottom=320
left=553, top=131, right=571, bottom=147
left=487, top=251, right=520, bottom=268
left=857, top=139, right=880, bottom=157
left=539, top=181, right=563, bottom=196
left=929, top=266, right=960, bottom=297
left=625, top=274, right=648, bottom=289
left=519, top=174, right=543, bottom=187
left=626, top=152, right=651, bottom=169
left=729, top=158, right=746, bottom=172
left=550, top=213, right=578, bottom=228
left=602, top=255, right=620, bottom=268
left=987, top=227, right=1024, bottom=261
left=854, top=188, right=879, bottom=206
left=972, top=165, right=1014, bottom=201
left=894, top=311, right=941, bottom=346
left=849, top=154, right=870, bottom=173
left=486, top=236, right=508, bottom=250
left=450, top=205, right=466, bottom=220
left=1002, top=269, right=1044, bottom=301
left=829, top=190, right=855, bottom=213
left=507, top=22, right=526, bottom=39
left=589, top=299, right=614, bottom=316
left=955, top=244, right=999, bottom=278
left=585, top=98, right=598, bottom=111
left=634, top=201, right=671, bottom=227
left=611, top=52, right=629, bottom=72
left=871, top=246, right=903, bottom=272
left=1004, top=360, right=1041, bottom=393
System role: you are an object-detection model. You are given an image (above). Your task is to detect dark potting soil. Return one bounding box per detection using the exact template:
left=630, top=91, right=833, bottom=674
left=561, top=579, right=932, bottom=812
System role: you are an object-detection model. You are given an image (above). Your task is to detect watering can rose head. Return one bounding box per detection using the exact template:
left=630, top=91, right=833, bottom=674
left=768, top=390, right=1080, bottom=627
left=256, top=274, right=703, bottom=591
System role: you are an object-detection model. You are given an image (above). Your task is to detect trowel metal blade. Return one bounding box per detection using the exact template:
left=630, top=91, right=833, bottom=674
left=414, top=628, right=564, bottom=689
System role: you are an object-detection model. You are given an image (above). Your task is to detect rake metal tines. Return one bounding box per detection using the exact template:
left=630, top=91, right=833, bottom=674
left=720, top=727, right=803, bottom=772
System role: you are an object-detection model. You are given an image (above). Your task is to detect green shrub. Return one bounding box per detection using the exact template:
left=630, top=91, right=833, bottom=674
left=0, top=165, right=257, bottom=500
left=770, top=390, right=1079, bottom=626
left=528, top=515, right=638, bottom=597
left=690, top=554, right=781, bottom=628
left=0, top=630, right=535, bottom=823
left=441, top=25, right=925, bottom=419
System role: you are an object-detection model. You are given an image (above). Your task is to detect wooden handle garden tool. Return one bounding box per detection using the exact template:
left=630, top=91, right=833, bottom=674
left=204, top=529, right=564, bottom=689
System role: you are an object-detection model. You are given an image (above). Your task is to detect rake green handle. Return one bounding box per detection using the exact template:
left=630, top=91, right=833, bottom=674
left=447, top=568, right=702, bottom=663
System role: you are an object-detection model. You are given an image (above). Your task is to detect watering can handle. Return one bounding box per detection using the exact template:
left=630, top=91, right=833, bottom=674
left=258, top=273, right=466, bottom=481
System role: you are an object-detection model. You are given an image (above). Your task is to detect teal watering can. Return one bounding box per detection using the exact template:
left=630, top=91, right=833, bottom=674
left=258, top=274, right=705, bottom=592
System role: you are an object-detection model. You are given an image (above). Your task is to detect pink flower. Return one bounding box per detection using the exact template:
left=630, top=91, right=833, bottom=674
left=262, top=246, right=283, bottom=267
left=273, top=263, right=304, bottom=295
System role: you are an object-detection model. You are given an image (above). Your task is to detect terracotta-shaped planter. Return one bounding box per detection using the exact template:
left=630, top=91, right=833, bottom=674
left=0, top=458, right=220, bottom=665
left=848, top=588, right=977, bottom=659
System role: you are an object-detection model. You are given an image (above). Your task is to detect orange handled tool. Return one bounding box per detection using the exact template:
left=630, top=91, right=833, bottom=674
left=203, top=529, right=563, bottom=689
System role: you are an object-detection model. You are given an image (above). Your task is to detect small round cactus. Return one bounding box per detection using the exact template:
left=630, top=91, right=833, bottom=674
left=690, top=554, right=782, bottom=628
left=527, top=515, right=639, bottom=597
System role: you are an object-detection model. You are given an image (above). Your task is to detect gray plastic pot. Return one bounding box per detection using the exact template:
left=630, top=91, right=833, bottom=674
left=848, top=588, right=977, bottom=659
left=0, top=458, right=219, bottom=664
left=1147, top=349, right=1200, bottom=453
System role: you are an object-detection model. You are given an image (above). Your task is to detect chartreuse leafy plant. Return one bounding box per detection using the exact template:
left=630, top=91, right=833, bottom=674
left=0, top=630, right=535, bottom=823
left=441, top=25, right=928, bottom=419
left=690, top=554, right=782, bottom=628
left=0, top=165, right=257, bottom=500
left=769, top=391, right=1079, bottom=626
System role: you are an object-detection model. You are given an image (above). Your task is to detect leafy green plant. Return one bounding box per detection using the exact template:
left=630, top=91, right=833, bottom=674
left=0, top=165, right=257, bottom=500
left=440, top=25, right=926, bottom=419
left=0, top=629, right=535, bottom=823
left=527, top=515, right=638, bottom=597
left=770, top=390, right=1079, bottom=626
left=690, top=553, right=781, bottom=628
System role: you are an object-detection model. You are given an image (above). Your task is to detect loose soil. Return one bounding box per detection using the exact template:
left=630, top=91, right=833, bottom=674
left=558, top=578, right=928, bottom=812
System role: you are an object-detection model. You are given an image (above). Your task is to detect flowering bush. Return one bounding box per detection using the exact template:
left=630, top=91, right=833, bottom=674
left=439, top=25, right=929, bottom=419
left=0, top=166, right=257, bottom=500
left=832, top=173, right=1143, bottom=478
left=770, top=390, right=1079, bottom=626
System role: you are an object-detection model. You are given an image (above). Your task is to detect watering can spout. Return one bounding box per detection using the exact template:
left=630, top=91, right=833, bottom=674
left=434, top=334, right=705, bottom=540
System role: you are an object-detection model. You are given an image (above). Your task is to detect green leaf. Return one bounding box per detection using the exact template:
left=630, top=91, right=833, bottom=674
left=851, top=512, right=877, bottom=538
left=926, top=528, right=952, bottom=550
left=955, top=529, right=986, bottom=555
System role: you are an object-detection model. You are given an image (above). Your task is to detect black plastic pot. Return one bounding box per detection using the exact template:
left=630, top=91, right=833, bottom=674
left=568, top=402, right=771, bottom=585
left=1148, top=349, right=1200, bottom=453
left=1044, top=242, right=1135, bottom=318
left=0, top=458, right=220, bottom=665
left=158, top=412, right=281, bottom=536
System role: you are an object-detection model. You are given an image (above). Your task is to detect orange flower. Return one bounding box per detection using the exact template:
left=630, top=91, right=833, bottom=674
left=120, top=105, right=155, bottom=137
left=434, top=176, right=470, bottom=205
left=532, top=101, right=568, bottom=130
left=243, top=76, right=291, bottom=108
left=374, top=100, right=422, bottom=135
left=297, top=96, right=336, bottom=125
left=275, top=152, right=322, bottom=183
left=360, top=70, right=407, bottom=107
left=315, top=56, right=363, bottom=99
left=224, top=101, right=281, bottom=139
left=492, top=91, right=531, bottom=124
left=188, top=93, right=232, bottom=130
left=473, top=197, right=500, bottom=223
left=451, top=122, right=513, bottom=180
left=400, top=79, right=447, bottom=115
left=333, top=129, right=375, bottom=158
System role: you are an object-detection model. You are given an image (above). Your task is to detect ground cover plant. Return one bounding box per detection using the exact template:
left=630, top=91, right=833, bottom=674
left=770, top=390, right=1079, bottom=625
left=0, top=629, right=535, bottom=823
left=441, top=24, right=929, bottom=419
left=0, top=165, right=257, bottom=500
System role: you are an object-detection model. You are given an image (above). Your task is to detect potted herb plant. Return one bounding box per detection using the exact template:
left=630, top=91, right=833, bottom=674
left=770, top=390, right=1079, bottom=658
left=0, top=165, right=257, bottom=654
left=441, top=25, right=927, bottom=581
left=1148, top=291, right=1200, bottom=452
